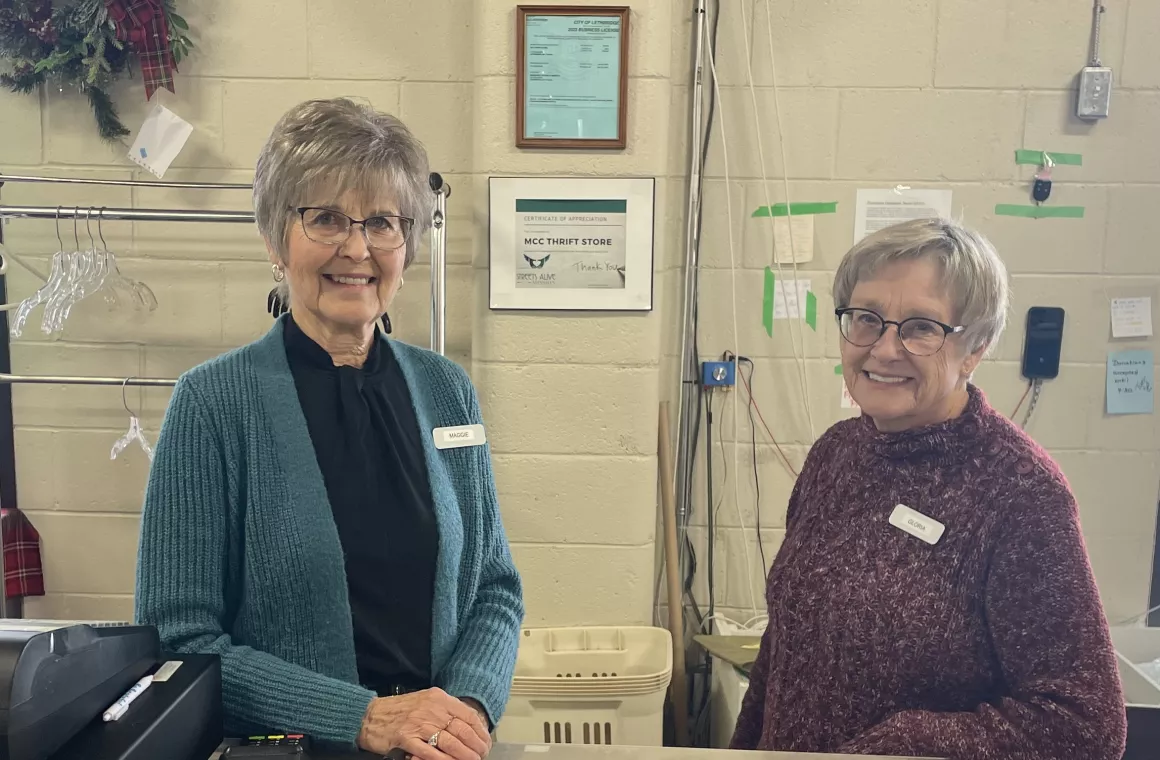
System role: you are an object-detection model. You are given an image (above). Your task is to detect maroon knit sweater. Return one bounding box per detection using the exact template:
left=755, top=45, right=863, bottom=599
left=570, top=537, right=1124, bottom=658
left=730, top=386, right=1126, bottom=759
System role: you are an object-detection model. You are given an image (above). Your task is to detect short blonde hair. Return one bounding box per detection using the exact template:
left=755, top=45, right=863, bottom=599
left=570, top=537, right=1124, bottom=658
left=253, top=97, right=434, bottom=269
left=832, top=217, right=1010, bottom=353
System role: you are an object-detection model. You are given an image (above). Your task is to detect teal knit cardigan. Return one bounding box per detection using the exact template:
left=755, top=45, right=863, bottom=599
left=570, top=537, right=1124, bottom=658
left=134, top=317, right=524, bottom=744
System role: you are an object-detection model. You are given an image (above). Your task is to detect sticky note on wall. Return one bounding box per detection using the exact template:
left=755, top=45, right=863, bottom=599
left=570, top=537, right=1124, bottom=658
left=1111, top=297, right=1153, bottom=339
left=773, top=215, right=815, bottom=263
left=774, top=278, right=812, bottom=320
left=1107, top=350, right=1154, bottom=415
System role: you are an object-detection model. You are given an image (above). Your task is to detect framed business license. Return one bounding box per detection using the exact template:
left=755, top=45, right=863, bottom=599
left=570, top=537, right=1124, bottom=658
left=489, top=176, right=655, bottom=311
left=516, top=5, right=630, bottom=149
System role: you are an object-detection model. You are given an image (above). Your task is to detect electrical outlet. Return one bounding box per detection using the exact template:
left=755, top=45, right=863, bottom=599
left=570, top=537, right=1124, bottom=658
left=701, top=361, right=735, bottom=388
left=1077, top=66, right=1112, bottom=120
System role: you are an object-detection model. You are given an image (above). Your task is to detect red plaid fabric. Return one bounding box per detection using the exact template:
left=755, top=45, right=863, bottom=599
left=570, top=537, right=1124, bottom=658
left=104, top=0, right=176, bottom=100
left=1, top=509, right=45, bottom=599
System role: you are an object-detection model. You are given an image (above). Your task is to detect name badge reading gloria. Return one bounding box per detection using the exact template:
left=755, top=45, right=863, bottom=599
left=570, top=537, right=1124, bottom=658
left=888, top=504, right=945, bottom=546
left=433, top=424, right=486, bottom=450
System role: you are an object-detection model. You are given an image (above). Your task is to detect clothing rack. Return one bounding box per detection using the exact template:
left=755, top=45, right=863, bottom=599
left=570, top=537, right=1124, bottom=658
left=0, top=205, right=254, bottom=223
left=0, top=171, right=453, bottom=618
left=0, top=374, right=176, bottom=387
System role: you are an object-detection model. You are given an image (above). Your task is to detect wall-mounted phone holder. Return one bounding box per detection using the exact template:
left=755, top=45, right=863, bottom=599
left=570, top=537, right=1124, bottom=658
left=1021, top=306, right=1066, bottom=380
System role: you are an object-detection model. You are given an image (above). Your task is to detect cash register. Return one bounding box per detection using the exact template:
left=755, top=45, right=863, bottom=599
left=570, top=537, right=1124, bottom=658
left=0, top=620, right=221, bottom=760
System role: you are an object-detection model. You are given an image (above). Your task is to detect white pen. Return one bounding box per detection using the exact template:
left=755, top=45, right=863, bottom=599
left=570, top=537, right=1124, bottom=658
left=102, top=675, right=153, bottom=722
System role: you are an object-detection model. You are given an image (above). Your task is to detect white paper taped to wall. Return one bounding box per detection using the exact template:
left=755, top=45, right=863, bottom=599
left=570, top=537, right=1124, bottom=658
left=854, top=188, right=953, bottom=243
left=773, top=215, right=815, bottom=263
left=774, top=278, right=811, bottom=319
left=128, top=103, right=193, bottom=179
left=1111, top=297, right=1153, bottom=339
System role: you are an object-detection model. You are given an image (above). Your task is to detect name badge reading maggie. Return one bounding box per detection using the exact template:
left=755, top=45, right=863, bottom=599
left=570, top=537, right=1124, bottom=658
left=888, top=504, right=945, bottom=546
left=433, top=424, right=487, bottom=450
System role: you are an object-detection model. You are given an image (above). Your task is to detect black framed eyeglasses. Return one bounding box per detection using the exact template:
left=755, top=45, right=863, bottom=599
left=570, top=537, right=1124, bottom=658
left=835, top=307, right=965, bottom=357
left=296, top=207, right=414, bottom=251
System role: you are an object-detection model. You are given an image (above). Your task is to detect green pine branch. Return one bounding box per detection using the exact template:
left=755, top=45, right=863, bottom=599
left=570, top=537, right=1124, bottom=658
left=1, top=1, right=195, bottom=141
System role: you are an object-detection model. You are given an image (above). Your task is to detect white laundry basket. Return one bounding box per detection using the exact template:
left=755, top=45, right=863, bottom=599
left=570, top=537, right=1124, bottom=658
left=497, top=626, right=673, bottom=748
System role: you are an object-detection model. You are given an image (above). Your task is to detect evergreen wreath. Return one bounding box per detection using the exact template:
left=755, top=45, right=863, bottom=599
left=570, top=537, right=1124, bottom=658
left=0, top=0, right=192, bottom=141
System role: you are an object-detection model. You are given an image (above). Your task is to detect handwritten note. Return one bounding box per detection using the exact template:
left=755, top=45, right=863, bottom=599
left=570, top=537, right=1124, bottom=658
left=1111, top=297, right=1153, bottom=339
left=774, top=278, right=812, bottom=319
left=773, top=215, right=815, bottom=264
left=1107, top=350, right=1154, bottom=415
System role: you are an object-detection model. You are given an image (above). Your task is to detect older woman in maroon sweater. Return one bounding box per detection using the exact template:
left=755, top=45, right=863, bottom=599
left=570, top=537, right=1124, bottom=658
left=731, top=218, right=1126, bottom=759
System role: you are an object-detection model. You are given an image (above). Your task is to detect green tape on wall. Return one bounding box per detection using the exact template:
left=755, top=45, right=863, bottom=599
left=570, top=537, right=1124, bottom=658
left=805, top=291, right=817, bottom=331
left=762, top=267, right=775, bottom=337
left=995, top=204, right=1085, bottom=219
left=752, top=202, right=838, bottom=218
left=1014, top=150, right=1083, bottom=167
left=834, top=364, right=843, bottom=375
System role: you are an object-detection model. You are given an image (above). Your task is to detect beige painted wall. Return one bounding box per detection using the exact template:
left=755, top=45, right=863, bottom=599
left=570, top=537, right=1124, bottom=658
left=679, top=0, right=1160, bottom=627
left=0, top=0, right=1156, bottom=631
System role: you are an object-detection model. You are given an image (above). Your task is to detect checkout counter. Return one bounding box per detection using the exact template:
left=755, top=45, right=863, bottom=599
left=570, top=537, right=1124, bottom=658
left=0, top=620, right=925, bottom=760
left=285, top=747, right=923, bottom=760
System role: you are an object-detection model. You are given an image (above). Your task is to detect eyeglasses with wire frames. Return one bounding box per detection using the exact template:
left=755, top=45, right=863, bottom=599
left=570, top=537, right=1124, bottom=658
left=296, top=207, right=414, bottom=251
left=834, top=307, right=965, bottom=357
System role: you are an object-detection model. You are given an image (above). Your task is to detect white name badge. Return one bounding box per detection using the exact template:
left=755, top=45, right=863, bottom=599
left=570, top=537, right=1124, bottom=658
left=888, top=504, right=945, bottom=545
left=433, top=424, right=486, bottom=450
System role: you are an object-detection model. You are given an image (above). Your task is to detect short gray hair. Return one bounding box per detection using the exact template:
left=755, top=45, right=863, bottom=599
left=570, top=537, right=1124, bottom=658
left=253, top=97, right=434, bottom=270
left=832, top=217, right=1010, bottom=354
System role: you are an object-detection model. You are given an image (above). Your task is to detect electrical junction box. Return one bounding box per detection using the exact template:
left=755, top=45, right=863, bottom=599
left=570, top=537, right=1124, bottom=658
left=1077, top=66, right=1112, bottom=119
left=701, top=361, right=735, bottom=388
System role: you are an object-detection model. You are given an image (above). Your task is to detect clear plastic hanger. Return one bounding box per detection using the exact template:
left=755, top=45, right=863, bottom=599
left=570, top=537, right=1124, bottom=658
left=42, top=206, right=97, bottom=334
left=50, top=209, right=109, bottom=332
left=39, top=207, right=83, bottom=334
left=95, top=208, right=156, bottom=312
left=10, top=208, right=67, bottom=336
left=8, top=207, right=159, bottom=337
left=110, top=377, right=154, bottom=463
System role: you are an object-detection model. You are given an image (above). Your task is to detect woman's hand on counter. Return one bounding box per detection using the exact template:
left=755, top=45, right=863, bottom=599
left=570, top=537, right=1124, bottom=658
left=460, top=698, right=490, bottom=731
left=357, top=688, right=493, bottom=760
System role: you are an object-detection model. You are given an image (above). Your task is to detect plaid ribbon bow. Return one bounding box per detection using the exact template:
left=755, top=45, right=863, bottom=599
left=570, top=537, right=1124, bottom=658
left=104, top=0, right=176, bottom=100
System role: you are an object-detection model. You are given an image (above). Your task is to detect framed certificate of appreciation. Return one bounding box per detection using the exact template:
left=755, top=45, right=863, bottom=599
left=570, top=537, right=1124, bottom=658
left=516, top=5, right=630, bottom=150
left=488, top=176, right=655, bottom=311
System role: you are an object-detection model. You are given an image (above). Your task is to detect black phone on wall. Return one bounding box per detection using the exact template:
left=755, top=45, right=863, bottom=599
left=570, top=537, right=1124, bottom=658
left=1021, top=306, right=1065, bottom=380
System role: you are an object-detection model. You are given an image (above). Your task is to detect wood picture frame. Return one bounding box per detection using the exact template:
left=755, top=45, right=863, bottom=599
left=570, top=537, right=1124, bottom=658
left=516, top=5, right=630, bottom=150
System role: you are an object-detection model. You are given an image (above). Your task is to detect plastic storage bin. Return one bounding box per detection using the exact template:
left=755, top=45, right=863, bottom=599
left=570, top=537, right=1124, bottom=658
left=497, top=627, right=673, bottom=748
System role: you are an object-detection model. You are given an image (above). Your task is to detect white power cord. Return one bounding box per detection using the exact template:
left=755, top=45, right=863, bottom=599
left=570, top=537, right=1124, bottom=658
left=705, top=7, right=759, bottom=618
left=735, top=0, right=817, bottom=441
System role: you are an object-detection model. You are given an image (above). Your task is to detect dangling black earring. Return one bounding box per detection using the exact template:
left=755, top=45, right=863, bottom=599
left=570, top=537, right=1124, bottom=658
left=381, top=313, right=392, bottom=334
left=267, top=288, right=288, bottom=318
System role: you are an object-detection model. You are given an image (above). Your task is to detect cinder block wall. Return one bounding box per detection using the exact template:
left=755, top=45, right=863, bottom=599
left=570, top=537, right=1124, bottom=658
left=679, top=0, right=1160, bottom=626
left=0, top=0, right=1156, bottom=629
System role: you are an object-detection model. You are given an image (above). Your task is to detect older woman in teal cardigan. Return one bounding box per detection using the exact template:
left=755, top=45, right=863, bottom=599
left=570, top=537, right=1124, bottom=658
left=134, top=98, right=524, bottom=760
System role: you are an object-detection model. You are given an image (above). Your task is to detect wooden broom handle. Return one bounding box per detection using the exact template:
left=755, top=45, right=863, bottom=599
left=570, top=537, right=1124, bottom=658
left=658, top=402, right=689, bottom=746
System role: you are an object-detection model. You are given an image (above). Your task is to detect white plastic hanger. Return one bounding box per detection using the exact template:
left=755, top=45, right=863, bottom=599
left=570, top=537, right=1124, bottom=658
left=111, top=377, right=154, bottom=462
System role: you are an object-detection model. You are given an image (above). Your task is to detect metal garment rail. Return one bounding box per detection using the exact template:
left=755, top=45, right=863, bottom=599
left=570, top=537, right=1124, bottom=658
left=0, top=174, right=252, bottom=190
left=0, top=205, right=253, bottom=223
left=0, top=374, right=176, bottom=387
left=428, top=172, right=451, bottom=356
